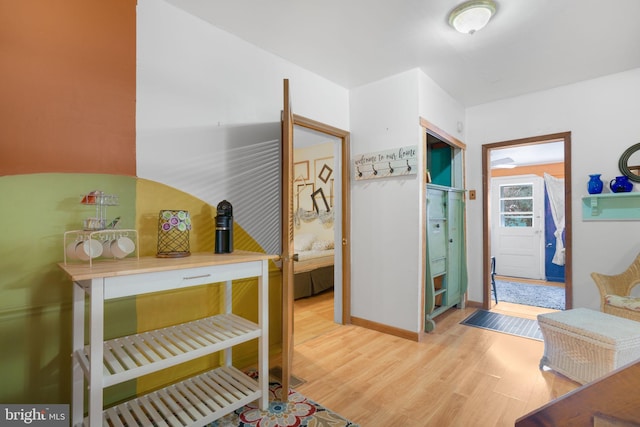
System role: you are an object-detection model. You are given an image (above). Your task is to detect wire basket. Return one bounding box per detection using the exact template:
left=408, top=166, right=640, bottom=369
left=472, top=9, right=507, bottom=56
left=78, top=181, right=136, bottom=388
left=157, top=210, right=191, bottom=258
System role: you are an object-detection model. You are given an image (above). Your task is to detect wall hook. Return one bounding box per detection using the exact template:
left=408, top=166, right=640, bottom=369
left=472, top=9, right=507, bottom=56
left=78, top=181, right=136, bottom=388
left=406, top=159, right=412, bottom=172
left=389, top=162, right=394, bottom=174
left=372, top=164, right=378, bottom=176
left=357, top=166, right=362, bottom=178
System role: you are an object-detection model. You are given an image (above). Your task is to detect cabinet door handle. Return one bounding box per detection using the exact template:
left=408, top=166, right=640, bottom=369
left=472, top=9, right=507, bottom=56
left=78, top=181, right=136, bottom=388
left=449, top=239, right=454, bottom=243
left=183, top=274, right=212, bottom=280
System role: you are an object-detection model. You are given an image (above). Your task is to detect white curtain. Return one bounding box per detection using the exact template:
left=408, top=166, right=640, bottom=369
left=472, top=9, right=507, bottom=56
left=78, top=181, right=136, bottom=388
left=543, top=173, right=565, bottom=266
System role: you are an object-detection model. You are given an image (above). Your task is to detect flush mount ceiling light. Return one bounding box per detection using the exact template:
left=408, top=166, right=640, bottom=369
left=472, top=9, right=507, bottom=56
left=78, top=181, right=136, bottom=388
left=449, top=0, right=497, bottom=34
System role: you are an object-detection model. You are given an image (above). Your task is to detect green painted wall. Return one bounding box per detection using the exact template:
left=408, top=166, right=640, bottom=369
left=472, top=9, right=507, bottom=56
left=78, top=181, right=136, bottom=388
left=0, top=173, right=137, bottom=404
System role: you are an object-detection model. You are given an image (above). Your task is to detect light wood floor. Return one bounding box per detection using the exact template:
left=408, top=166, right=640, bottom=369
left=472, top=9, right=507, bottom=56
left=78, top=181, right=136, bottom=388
left=283, top=291, right=579, bottom=427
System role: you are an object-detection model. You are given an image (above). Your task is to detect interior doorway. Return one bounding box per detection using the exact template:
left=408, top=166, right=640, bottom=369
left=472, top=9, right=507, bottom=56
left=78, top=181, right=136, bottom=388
left=482, top=132, right=572, bottom=312
left=293, top=114, right=351, bottom=335
left=292, top=124, right=343, bottom=345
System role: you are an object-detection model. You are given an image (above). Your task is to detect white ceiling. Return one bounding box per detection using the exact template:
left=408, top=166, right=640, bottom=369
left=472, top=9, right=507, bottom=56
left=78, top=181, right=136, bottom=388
left=490, top=141, right=564, bottom=168
left=166, top=0, right=640, bottom=107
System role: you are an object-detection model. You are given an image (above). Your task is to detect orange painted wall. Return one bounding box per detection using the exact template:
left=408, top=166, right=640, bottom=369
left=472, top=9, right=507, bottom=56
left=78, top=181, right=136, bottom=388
left=0, top=0, right=136, bottom=176
left=491, top=162, right=564, bottom=179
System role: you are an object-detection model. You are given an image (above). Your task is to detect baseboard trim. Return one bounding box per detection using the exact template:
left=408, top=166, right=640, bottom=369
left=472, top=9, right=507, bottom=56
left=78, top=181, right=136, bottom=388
left=350, top=316, right=420, bottom=341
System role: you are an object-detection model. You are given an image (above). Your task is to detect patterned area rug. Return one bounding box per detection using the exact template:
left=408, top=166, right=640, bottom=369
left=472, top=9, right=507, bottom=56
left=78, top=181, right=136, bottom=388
left=461, top=309, right=543, bottom=341
left=496, top=280, right=565, bottom=310
left=209, top=372, right=358, bottom=427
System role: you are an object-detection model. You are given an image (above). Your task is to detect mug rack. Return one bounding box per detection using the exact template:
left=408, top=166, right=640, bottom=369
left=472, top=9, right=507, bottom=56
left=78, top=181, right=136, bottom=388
left=81, top=190, right=119, bottom=231
left=63, top=229, right=139, bottom=267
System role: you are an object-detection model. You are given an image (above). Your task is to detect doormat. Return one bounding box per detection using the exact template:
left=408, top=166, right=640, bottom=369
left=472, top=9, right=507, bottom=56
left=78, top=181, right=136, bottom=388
left=209, top=372, right=358, bottom=427
left=461, top=309, right=543, bottom=341
left=496, top=280, right=565, bottom=310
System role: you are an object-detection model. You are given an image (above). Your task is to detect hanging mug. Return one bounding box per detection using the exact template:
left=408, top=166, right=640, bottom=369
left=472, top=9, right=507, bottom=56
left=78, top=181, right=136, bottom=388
left=111, top=234, right=135, bottom=258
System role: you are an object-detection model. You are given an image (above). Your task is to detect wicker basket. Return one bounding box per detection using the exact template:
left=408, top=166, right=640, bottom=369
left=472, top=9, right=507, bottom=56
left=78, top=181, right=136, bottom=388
left=156, top=210, right=191, bottom=258
left=537, top=308, right=640, bottom=384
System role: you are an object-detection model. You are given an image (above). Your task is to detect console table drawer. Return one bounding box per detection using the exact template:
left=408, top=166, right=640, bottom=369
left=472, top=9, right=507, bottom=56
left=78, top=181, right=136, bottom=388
left=98, top=261, right=264, bottom=299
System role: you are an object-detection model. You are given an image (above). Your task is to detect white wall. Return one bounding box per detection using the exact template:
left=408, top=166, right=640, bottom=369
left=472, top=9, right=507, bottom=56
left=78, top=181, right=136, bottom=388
left=138, top=0, right=639, bottom=331
left=419, top=72, right=467, bottom=142
left=136, top=0, right=349, bottom=253
left=465, top=68, right=640, bottom=309
left=349, top=69, right=465, bottom=332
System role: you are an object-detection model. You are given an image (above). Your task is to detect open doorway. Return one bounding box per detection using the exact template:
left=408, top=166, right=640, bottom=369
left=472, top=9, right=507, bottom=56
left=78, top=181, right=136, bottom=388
left=482, top=132, right=572, bottom=314
left=292, top=125, right=342, bottom=345
left=290, top=115, right=351, bottom=345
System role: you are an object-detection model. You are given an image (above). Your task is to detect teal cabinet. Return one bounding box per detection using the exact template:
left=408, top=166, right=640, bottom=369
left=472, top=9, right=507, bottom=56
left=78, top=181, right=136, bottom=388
left=425, top=184, right=468, bottom=332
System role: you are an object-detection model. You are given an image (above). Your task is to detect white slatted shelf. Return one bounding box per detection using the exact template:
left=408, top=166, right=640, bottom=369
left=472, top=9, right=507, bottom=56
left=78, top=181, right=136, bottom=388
left=81, top=366, right=260, bottom=427
left=75, top=314, right=260, bottom=387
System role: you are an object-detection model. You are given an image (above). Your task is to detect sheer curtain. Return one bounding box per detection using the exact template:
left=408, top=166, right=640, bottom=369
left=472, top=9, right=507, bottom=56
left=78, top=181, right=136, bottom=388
left=544, top=173, right=565, bottom=265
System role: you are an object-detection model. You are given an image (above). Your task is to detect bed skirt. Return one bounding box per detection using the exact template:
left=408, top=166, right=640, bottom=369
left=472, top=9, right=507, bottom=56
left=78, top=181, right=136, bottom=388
left=294, top=265, right=334, bottom=299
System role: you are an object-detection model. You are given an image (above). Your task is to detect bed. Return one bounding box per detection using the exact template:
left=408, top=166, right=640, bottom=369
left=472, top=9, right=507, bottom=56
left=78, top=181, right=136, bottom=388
left=293, top=234, right=335, bottom=300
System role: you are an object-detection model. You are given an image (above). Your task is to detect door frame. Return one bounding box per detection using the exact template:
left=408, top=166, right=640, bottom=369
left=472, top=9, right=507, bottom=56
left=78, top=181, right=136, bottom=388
left=292, top=114, right=352, bottom=324
left=420, top=118, right=466, bottom=333
left=280, top=79, right=351, bottom=396
left=481, top=132, right=572, bottom=310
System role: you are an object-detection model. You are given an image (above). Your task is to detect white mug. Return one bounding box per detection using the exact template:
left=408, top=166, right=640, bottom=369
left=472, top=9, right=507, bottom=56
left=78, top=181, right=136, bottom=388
left=102, top=236, right=114, bottom=258
left=66, top=240, right=80, bottom=260
left=111, top=236, right=135, bottom=259
left=74, top=239, right=91, bottom=261
left=76, top=238, right=102, bottom=260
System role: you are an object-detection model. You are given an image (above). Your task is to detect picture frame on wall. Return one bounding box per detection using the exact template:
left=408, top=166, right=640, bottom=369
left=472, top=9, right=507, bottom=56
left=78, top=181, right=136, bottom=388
left=294, top=161, right=309, bottom=180
left=296, top=183, right=314, bottom=211
left=311, top=188, right=330, bottom=213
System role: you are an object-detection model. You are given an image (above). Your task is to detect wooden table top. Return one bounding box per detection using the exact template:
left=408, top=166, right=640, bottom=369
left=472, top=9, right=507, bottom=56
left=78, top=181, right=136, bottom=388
left=58, top=251, right=278, bottom=281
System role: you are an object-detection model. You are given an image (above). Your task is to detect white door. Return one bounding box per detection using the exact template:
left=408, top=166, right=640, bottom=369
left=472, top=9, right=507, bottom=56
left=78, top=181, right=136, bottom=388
left=491, top=175, right=545, bottom=280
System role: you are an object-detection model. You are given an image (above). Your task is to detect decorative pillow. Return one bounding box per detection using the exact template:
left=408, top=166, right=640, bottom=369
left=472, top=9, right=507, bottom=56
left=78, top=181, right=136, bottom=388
left=311, top=239, right=334, bottom=251
left=294, top=233, right=315, bottom=251
left=605, top=295, right=640, bottom=312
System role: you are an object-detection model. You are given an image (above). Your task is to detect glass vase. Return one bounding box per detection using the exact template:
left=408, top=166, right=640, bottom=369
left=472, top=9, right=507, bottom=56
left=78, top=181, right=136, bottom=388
left=587, top=174, right=603, bottom=194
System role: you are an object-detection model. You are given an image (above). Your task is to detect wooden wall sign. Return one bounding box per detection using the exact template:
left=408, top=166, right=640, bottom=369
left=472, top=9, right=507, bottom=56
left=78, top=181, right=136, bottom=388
left=353, top=145, right=418, bottom=181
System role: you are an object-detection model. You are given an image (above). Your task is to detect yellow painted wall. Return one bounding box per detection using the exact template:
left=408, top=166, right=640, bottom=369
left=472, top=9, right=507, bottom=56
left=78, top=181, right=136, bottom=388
left=134, top=178, right=282, bottom=394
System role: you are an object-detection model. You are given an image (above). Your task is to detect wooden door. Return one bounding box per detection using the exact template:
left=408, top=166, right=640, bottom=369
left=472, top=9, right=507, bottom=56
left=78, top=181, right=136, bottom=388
left=280, top=79, right=294, bottom=398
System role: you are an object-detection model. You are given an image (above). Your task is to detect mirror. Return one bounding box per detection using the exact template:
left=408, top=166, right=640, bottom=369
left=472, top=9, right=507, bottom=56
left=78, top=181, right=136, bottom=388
left=618, top=142, right=640, bottom=182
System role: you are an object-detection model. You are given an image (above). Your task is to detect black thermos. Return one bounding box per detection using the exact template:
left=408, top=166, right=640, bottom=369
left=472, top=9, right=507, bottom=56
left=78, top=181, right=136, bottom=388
left=215, top=200, right=233, bottom=254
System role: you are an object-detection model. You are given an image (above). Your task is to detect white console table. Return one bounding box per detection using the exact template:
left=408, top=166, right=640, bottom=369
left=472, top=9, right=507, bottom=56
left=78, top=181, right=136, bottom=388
left=59, top=251, right=276, bottom=427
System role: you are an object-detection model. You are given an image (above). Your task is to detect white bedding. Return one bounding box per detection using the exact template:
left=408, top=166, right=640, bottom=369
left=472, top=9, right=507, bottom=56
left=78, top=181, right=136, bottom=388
left=296, top=249, right=334, bottom=261
left=294, top=249, right=334, bottom=274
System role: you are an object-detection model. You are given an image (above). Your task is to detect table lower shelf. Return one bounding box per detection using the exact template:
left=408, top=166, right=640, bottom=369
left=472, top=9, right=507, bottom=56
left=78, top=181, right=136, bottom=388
left=80, top=366, right=261, bottom=427
left=75, top=313, right=261, bottom=387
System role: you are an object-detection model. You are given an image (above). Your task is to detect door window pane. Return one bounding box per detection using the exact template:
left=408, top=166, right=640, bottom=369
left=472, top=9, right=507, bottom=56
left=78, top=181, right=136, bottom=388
left=499, top=183, right=534, bottom=228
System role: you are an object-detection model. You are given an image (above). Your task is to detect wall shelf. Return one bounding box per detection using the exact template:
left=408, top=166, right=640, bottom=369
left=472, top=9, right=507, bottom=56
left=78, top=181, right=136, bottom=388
left=582, top=192, right=640, bottom=220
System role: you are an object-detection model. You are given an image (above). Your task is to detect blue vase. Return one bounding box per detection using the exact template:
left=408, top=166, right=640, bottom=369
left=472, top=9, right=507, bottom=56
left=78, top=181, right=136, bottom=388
left=610, top=175, right=634, bottom=193
left=587, top=174, right=603, bottom=194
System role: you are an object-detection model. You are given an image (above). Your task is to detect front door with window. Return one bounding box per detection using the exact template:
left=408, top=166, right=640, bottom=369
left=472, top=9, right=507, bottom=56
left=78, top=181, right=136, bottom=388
left=490, top=175, right=545, bottom=280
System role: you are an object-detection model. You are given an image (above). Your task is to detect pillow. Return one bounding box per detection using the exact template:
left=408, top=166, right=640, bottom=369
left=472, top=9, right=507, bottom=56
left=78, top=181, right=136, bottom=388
left=294, top=233, right=315, bottom=251
left=605, top=295, right=640, bottom=312
left=311, top=239, right=334, bottom=251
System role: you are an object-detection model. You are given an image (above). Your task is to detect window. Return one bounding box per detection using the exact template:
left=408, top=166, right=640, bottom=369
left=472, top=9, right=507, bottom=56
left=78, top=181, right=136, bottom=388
left=499, top=183, right=534, bottom=227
